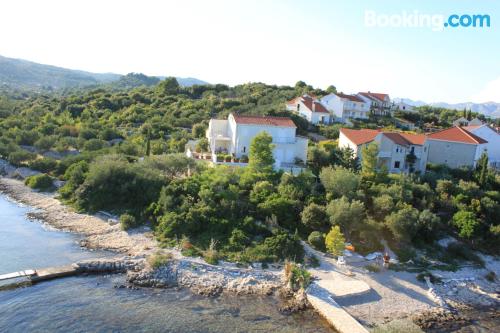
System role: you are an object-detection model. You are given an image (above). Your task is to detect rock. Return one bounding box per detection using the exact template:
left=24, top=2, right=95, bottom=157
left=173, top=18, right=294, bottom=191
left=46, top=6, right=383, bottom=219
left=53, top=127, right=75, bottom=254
left=279, top=288, right=310, bottom=314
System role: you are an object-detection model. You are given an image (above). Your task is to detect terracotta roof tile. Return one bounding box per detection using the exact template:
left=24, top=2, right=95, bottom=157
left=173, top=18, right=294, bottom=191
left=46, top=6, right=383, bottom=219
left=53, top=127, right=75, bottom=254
left=382, top=133, right=412, bottom=146
left=359, top=92, right=389, bottom=102
left=398, top=132, right=426, bottom=145
left=341, top=128, right=426, bottom=146
left=287, top=95, right=329, bottom=113
left=232, top=114, right=296, bottom=128
left=340, top=128, right=380, bottom=145
left=336, top=93, right=364, bottom=103
left=427, top=126, right=487, bottom=144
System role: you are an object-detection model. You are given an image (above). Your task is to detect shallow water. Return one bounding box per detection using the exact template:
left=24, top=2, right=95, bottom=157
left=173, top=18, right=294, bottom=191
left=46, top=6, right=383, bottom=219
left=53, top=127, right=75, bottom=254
left=0, top=194, right=334, bottom=332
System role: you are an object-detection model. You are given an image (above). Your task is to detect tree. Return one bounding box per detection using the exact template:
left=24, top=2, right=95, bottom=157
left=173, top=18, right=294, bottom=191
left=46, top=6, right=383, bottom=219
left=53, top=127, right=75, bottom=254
left=475, top=152, right=489, bottom=187
left=326, top=197, right=365, bottom=237
left=308, top=231, right=325, bottom=251
left=326, top=85, right=337, bottom=94
left=406, top=151, right=417, bottom=173
left=384, top=204, right=419, bottom=243
left=192, top=123, right=206, bottom=138
left=320, top=166, right=360, bottom=199
left=361, top=142, right=379, bottom=181
left=453, top=210, right=479, bottom=239
left=157, top=77, right=180, bottom=95
left=325, top=226, right=345, bottom=257
left=248, top=131, right=275, bottom=175
left=195, top=138, right=209, bottom=153
left=301, top=203, right=328, bottom=231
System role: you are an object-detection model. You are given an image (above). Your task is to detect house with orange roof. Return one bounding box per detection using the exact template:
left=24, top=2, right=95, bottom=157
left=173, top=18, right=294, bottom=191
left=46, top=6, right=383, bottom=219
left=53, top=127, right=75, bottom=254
left=286, top=94, right=331, bottom=125
left=426, top=126, right=488, bottom=168
left=201, top=113, right=308, bottom=170
left=462, top=124, right=500, bottom=169
left=357, top=92, right=394, bottom=116
left=320, top=93, right=371, bottom=123
left=339, top=128, right=429, bottom=173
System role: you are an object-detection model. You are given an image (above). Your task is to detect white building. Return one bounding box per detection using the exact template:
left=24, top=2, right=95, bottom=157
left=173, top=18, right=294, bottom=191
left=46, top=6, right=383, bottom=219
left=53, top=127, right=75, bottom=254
left=395, top=101, right=416, bottom=113
left=452, top=117, right=483, bottom=127
left=338, top=128, right=428, bottom=173
left=464, top=125, right=500, bottom=169
left=205, top=113, right=308, bottom=168
left=320, top=93, right=370, bottom=123
left=357, top=92, right=393, bottom=116
left=426, top=126, right=488, bottom=169
left=286, top=94, right=331, bottom=124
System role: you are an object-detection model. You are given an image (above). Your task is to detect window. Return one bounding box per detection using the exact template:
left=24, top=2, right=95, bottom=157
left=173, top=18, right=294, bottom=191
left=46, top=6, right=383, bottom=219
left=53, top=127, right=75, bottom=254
left=424, top=147, right=427, bottom=152
left=394, top=161, right=400, bottom=169
left=396, top=147, right=399, bottom=153
left=411, top=147, right=415, bottom=153
left=243, top=146, right=246, bottom=153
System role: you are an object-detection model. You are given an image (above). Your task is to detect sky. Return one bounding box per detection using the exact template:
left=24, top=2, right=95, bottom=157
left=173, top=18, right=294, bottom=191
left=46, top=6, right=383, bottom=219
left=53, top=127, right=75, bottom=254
left=1, top=0, right=499, bottom=103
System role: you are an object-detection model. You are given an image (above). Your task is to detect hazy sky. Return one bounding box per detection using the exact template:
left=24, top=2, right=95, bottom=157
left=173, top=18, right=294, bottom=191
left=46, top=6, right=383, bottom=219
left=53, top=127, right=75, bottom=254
left=1, top=0, right=499, bottom=103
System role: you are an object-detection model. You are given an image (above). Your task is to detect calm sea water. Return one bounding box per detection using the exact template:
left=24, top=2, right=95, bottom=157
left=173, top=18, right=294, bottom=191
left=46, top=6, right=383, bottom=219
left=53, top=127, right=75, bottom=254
left=0, top=194, right=334, bottom=333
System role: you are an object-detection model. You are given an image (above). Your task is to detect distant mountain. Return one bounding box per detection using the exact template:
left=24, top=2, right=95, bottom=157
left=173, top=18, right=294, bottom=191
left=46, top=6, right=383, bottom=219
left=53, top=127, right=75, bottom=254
left=0, top=55, right=208, bottom=90
left=396, top=98, right=500, bottom=119
left=175, top=77, right=209, bottom=87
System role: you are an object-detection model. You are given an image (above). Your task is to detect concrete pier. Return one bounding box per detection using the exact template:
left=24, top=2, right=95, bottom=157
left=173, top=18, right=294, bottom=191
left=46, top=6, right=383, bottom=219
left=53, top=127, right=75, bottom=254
left=307, top=282, right=369, bottom=333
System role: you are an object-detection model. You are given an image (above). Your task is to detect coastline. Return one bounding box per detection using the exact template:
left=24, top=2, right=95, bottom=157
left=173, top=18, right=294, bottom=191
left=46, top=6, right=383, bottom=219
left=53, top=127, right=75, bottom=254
left=0, top=177, right=286, bottom=298
left=1, top=175, right=499, bottom=332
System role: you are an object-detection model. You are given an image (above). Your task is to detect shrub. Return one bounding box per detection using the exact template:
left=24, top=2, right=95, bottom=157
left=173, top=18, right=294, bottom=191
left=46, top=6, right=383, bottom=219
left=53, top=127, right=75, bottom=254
left=28, top=158, right=58, bottom=173
left=203, top=238, right=219, bottom=265
left=8, top=150, right=36, bottom=166
left=485, top=271, right=496, bottom=282
left=25, top=174, right=53, bottom=191
left=147, top=252, right=173, bottom=269
left=83, top=139, right=107, bottom=151
left=308, top=231, right=326, bottom=251
left=301, top=203, right=328, bottom=231
left=240, top=155, right=249, bottom=163
left=365, top=263, right=381, bottom=273
left=284, top=261, right=311, bottom=290
left=446, top=243, right=484, bottom=266
left=320, top=166, right=360, bottom=199
left=120, top=213, right=138, bottom=230
left=325, top=225, right=345, bottom=257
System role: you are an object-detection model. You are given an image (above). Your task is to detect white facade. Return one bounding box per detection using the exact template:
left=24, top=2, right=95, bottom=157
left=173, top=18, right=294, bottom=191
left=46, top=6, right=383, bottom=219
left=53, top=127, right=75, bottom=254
left=321, top=93, right=370, bottom=123
left=357, top=92, right=393, bottom=116
left=338, top=129, right=428, bottom=173
left=374, top=134, right=428, bottom=173
left=286, top=95, right=331, bottom=124
left=206, top=114, right=308, bottom=167
left=395, top=102, right=416, bottom=113
left=465, top=125, right=500, bottom=168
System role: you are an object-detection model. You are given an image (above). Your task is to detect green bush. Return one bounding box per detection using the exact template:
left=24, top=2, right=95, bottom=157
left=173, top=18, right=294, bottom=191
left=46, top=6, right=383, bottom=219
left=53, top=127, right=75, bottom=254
left=284, top=262, right=311, bottom=290
left=308, top=231, right=325, bottom=251
left=8, top=150, right=36, bottom=166
left=24, top=174, right=53, bottom=191
left=120, top=213, right=138, bottom=230
left=147, top=252, right=173, bottom=269
left=28, top=158, right=58, bottom=173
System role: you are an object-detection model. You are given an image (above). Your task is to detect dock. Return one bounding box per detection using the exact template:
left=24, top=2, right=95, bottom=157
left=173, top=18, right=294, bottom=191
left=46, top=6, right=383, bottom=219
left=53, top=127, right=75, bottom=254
left=307, top=282, right=369, bottom=333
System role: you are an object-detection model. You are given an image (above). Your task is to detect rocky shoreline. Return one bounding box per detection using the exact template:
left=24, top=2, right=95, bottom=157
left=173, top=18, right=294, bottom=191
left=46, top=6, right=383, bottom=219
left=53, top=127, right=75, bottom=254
left=0, top=177, right=295, bottom=301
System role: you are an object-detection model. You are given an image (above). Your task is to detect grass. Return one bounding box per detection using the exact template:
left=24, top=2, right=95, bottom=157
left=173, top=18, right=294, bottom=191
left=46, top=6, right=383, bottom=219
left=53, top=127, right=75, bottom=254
left=364, top=263, right=381, bottom=273
left=147, top=252, right=173, bottom=269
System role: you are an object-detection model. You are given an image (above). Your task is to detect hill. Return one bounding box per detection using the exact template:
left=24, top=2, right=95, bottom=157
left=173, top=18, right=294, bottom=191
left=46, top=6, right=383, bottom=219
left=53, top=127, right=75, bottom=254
left=0, top=55, right=208, bottom=90
left=396, top=98, right=500, bottom=119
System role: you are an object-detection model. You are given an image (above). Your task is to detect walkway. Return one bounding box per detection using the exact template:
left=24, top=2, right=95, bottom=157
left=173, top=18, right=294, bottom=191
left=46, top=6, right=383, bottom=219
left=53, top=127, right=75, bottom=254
left=302, top=242, right=370, bottom=333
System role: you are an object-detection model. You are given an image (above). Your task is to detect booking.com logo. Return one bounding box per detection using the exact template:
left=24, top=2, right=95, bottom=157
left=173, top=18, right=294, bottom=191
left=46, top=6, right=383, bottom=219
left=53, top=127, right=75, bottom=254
left=365, top=10, right=491, bottom=31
